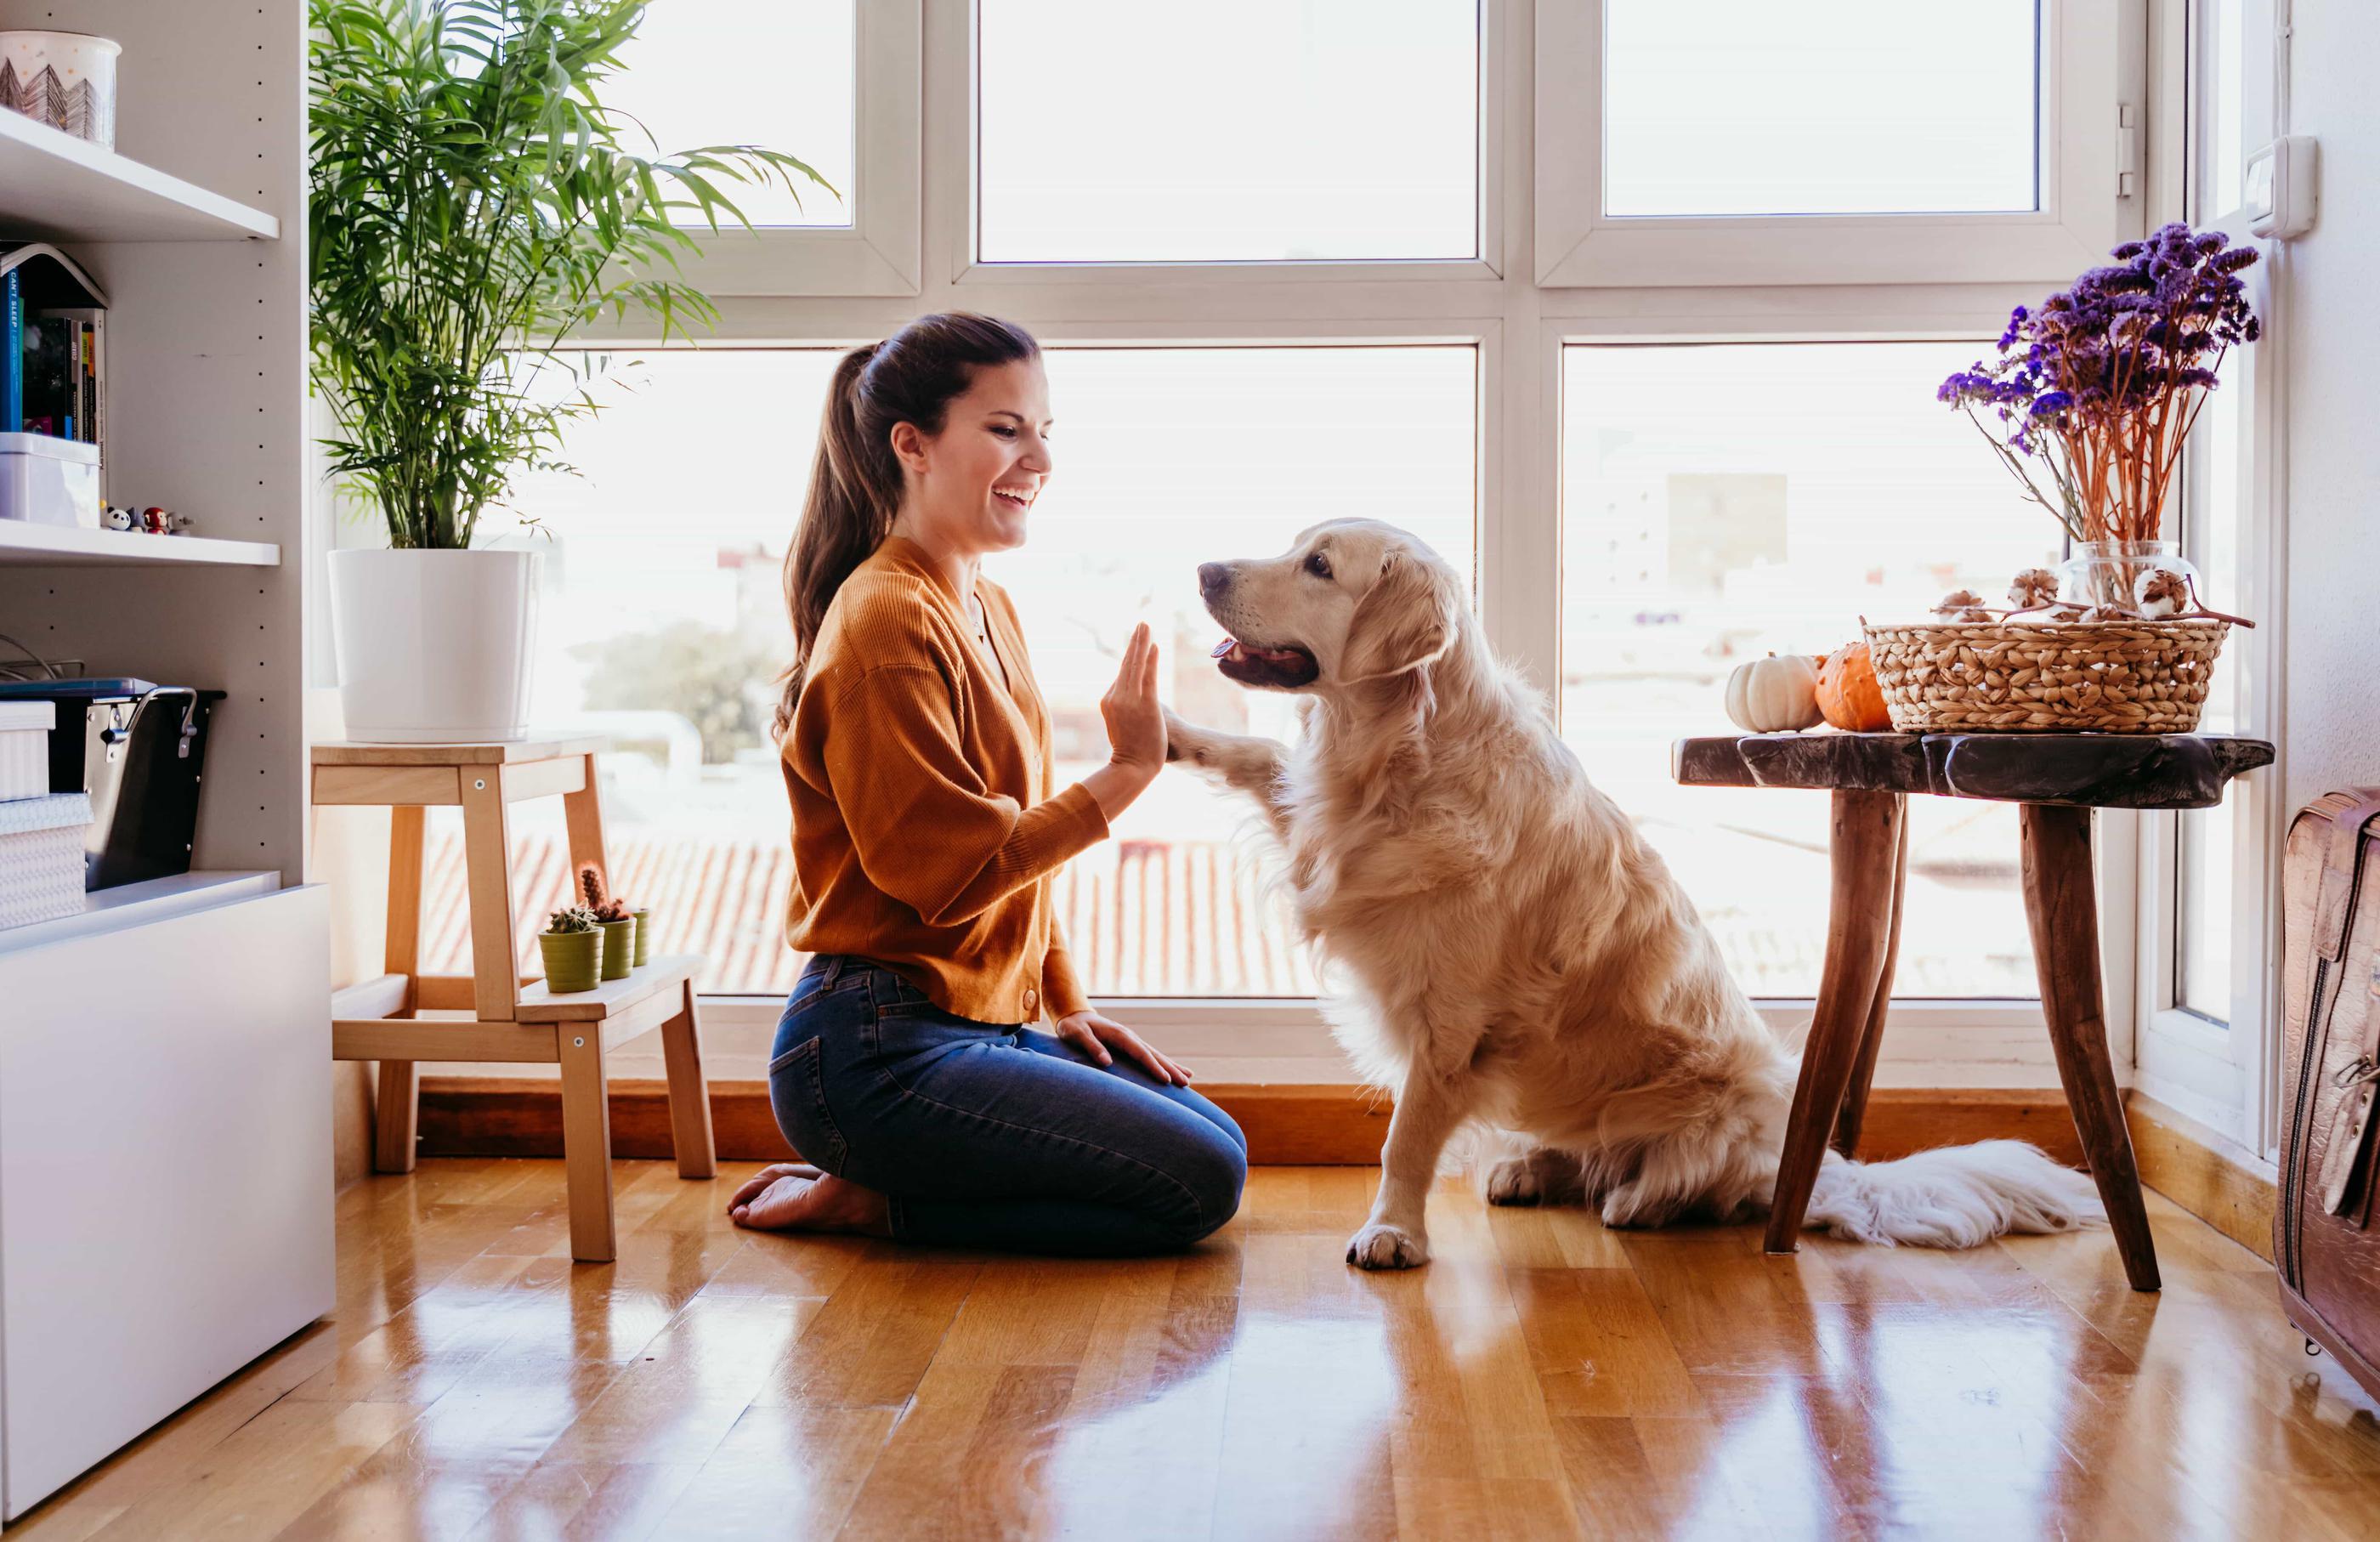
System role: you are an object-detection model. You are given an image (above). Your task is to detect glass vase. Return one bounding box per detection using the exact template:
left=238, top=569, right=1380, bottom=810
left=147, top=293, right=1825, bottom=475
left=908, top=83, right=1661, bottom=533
left=2055, top=539, right=2201, bottom=618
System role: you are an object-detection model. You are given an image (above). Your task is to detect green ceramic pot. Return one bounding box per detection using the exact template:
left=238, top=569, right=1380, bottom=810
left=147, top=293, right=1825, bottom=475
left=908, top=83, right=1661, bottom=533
left=539, top=929, right=602, bottom=993
left=597, top=918, right=636, bottom=981
left=632, top=908, right=653, bottom=967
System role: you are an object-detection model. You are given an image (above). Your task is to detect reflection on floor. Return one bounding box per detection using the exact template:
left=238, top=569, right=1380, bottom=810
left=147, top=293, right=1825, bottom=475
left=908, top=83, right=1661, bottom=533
left=16, top=1161, right=2380, bottom=1539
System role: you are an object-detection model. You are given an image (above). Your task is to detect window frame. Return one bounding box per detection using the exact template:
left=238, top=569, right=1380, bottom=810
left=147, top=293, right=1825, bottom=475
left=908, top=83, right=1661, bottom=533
left=660, top=0, right=924, bottom=298
left=534, top=0, right=2208, bottom=1095
left=944, top=0, right=1505, bottom=286
left=1534, top=0, right=2147, bottom=288
left=2131, top=0, right=2286, bottom=1159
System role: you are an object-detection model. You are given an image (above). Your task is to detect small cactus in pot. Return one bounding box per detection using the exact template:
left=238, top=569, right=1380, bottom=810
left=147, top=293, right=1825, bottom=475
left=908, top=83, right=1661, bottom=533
left=579, top=865, right=638, bottom=981
left=539, top=905, right=604, bottom=993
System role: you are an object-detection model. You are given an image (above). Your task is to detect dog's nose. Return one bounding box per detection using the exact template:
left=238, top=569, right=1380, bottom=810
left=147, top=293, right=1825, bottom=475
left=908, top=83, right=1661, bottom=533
left=1198, top=562, right=1231, bottom=598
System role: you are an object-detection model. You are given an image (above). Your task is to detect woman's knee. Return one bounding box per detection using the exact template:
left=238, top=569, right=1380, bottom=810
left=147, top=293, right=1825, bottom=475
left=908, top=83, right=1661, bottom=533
left=1203, top=1099, right=1249, bottom=1154
left=1170, top=1123, right=1249, bottom=1244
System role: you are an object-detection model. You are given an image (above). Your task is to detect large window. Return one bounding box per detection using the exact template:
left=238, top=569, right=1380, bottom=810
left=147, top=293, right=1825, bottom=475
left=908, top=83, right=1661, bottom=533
left=1560, top=343, right=2050, bottom=997
left=477, top=0, right=2200, bottom=1096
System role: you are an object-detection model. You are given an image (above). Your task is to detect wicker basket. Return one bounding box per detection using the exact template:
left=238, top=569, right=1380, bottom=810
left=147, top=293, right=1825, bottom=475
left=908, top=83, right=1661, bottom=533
left=1863, top=617, right=2230, bottom=734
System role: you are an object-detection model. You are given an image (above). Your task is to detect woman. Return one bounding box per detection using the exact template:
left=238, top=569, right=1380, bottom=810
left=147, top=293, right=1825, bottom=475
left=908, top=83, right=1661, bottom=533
left=728, top=312, right=1247, bottom=1254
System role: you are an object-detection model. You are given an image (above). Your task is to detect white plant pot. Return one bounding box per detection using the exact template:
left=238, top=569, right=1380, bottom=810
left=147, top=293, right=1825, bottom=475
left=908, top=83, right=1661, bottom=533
left=329, top=548, right=541, bottom=743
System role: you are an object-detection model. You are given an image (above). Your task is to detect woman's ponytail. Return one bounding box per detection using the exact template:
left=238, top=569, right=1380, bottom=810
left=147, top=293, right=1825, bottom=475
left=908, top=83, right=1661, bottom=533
left=774, top=344, right=895, bottom=739
left=772, top=314, right=1041, bottom=741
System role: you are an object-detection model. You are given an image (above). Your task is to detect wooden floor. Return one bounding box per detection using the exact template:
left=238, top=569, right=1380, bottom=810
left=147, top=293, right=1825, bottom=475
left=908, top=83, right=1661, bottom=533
left=14, top=1160, right=2380, bottom=1540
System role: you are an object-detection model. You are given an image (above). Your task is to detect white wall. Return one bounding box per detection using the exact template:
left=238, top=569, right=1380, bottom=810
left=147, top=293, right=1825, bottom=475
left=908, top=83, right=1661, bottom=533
left=2281, top=2, right=2380, bottom=810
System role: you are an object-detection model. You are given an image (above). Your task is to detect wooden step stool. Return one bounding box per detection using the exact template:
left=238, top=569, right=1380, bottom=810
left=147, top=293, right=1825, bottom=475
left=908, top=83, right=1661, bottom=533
left=314, top=735, right=716, bottom=1262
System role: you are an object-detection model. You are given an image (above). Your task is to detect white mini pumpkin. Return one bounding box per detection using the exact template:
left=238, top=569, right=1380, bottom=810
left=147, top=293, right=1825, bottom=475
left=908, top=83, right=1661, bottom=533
left=1724, top=654, right=1823, bottom=733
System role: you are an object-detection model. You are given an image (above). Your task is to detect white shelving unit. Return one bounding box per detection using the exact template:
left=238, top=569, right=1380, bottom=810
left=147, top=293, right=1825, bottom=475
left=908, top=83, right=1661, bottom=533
left=0, top=522, right=279, bottom=568
left=0, top=3, right=327, bottom=1522
left=0, top=870, right=279, bottom=954
left=0, top=108, right=278, bottom=241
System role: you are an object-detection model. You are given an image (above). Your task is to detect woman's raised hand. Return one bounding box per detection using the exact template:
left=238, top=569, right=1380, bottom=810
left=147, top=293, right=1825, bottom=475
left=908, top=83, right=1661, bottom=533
left=1100, top=621, right=1166, bottom=775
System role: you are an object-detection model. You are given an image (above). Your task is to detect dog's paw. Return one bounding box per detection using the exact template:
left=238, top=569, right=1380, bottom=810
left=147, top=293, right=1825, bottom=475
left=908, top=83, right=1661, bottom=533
left=1485, top=1154, right=1548, bottom=1206
left=1485, top=1147, right=1584, bottom=1208
left=1599, top=1182, right=1678, bottom=1231
left=1345, top=1222, right=1430, bottom=1270
left=1162, top=708, right=1210, bottom=766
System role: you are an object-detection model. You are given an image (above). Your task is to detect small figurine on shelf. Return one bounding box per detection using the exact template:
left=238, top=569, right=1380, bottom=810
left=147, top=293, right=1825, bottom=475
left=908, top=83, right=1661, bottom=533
left=577, top=864, right=638, bottom=980
left=102, top=504, right=193, bottom=535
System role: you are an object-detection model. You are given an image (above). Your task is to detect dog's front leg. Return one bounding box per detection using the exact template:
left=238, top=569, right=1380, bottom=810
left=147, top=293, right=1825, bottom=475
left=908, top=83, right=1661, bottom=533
left=1346, top=1060, right=1472, bottom=1270
left=1164, top=708, right=1294, bottom=840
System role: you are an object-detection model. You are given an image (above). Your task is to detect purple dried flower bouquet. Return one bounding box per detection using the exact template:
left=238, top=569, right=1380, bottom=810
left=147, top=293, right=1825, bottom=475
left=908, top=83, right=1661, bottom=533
left=1940, top=223, right=2259, bottom=546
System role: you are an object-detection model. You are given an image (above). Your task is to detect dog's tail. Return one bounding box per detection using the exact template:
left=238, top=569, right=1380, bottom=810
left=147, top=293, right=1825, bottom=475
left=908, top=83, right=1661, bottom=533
left=1801, top=1140, right=2105, bottom=1248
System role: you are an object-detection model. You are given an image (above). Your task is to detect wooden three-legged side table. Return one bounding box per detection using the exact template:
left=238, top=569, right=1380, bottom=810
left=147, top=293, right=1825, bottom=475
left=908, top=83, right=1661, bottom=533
left=1674, top=730, right=2275, bottom=1293
left=313, top=735, right=716, bottom=1262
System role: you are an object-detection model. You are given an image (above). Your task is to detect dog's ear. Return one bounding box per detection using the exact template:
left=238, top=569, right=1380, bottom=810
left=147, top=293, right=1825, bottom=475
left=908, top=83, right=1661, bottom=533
left=1345, top=549, right=1459, bottom=683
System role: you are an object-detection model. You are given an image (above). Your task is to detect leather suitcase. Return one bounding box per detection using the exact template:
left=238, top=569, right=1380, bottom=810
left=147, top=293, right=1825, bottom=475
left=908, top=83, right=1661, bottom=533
left=2278, top=789, right=2380, bottom=1401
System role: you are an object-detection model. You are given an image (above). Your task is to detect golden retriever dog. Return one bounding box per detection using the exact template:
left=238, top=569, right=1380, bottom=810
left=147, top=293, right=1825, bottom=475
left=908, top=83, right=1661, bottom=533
left=1165, top=519, right=2103, bottom=1270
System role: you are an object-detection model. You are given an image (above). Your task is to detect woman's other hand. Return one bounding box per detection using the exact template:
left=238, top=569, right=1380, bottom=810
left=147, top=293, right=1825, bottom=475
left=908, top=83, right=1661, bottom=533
left=1100, top=621, right=1165, bottom=774
left=1055, top=1008, right=1194, bottom=1086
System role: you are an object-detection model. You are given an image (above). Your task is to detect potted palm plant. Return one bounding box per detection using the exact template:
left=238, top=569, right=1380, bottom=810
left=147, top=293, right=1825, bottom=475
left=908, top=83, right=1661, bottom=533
left=309, top=0, right=828, bottom=741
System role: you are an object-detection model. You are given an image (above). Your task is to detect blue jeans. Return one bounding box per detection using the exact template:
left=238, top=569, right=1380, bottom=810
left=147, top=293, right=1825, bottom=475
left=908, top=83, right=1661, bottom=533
left=767, top=955, right=1248, bottom=1255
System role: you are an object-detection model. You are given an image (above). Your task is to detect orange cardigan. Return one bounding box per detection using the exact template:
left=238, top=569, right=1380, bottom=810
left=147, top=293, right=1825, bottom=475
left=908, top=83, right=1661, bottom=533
left=780, top=536, right=1108, bottom=1023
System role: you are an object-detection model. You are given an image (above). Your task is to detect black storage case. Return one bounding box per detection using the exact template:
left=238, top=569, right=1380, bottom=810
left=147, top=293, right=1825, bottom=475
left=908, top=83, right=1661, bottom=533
left=0, top=679, right=226, bottom=889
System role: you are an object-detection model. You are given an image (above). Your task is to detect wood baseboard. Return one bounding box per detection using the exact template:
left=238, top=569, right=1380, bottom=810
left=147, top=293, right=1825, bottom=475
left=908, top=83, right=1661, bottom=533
left=2125, top=1090, right=2276, bottom=1261
left=414, top=1075, right=1399, bottom=1166
left=413, top=1077, right=2087, bottom=1169
left=411, top=1079, right=2274, bottom=1256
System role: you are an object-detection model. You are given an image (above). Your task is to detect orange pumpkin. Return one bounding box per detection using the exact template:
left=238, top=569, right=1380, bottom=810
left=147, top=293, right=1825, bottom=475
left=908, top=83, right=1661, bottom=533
left=1815, top=642, right=1891, bottom=731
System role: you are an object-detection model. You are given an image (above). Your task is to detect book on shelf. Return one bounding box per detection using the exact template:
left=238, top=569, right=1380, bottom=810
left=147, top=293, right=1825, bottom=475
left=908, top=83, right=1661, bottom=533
left=3, top=265, right=17, bottom=434
left=20, top=314, right=75, bottom=439
left=37, top=306, right=106, bottom=493
left=0, top=246, right=109, bottom=501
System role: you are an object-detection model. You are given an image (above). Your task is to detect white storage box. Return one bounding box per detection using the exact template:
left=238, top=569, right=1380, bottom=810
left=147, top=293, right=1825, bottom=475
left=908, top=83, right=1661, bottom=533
left=0, top=433, right=100, bottom=530
left=0, top=701, right=51, bottom=801
left=0, top=792, right=88, bottom=927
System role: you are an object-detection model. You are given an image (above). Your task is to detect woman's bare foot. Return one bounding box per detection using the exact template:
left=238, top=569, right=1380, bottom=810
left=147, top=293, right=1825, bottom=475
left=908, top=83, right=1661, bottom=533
left=728, top=1165, right=892, bottom=1236
left=727, top=1162, right=820, bottom=1214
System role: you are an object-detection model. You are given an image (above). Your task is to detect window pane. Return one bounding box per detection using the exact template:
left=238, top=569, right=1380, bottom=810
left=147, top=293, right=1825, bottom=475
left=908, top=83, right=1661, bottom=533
left=2179, top=352, right=2244, bottom=1022
left=2178, top=804, right=2235, bottom=1021
left=978, top=0, right=1478, bottom=262
left=603, top=0, right=855, bottom=227
left=420, top=351, right=842, bottom=996
left=1026, top=347, right=1477, bottom=993
left=1603, top=0, right=2039, bottom=218
left=2200, top=0, right=2246, bottom=217
left=1561, top=343, right=2052, bottom=999
left=419, top=347, right=1475, bottom=998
